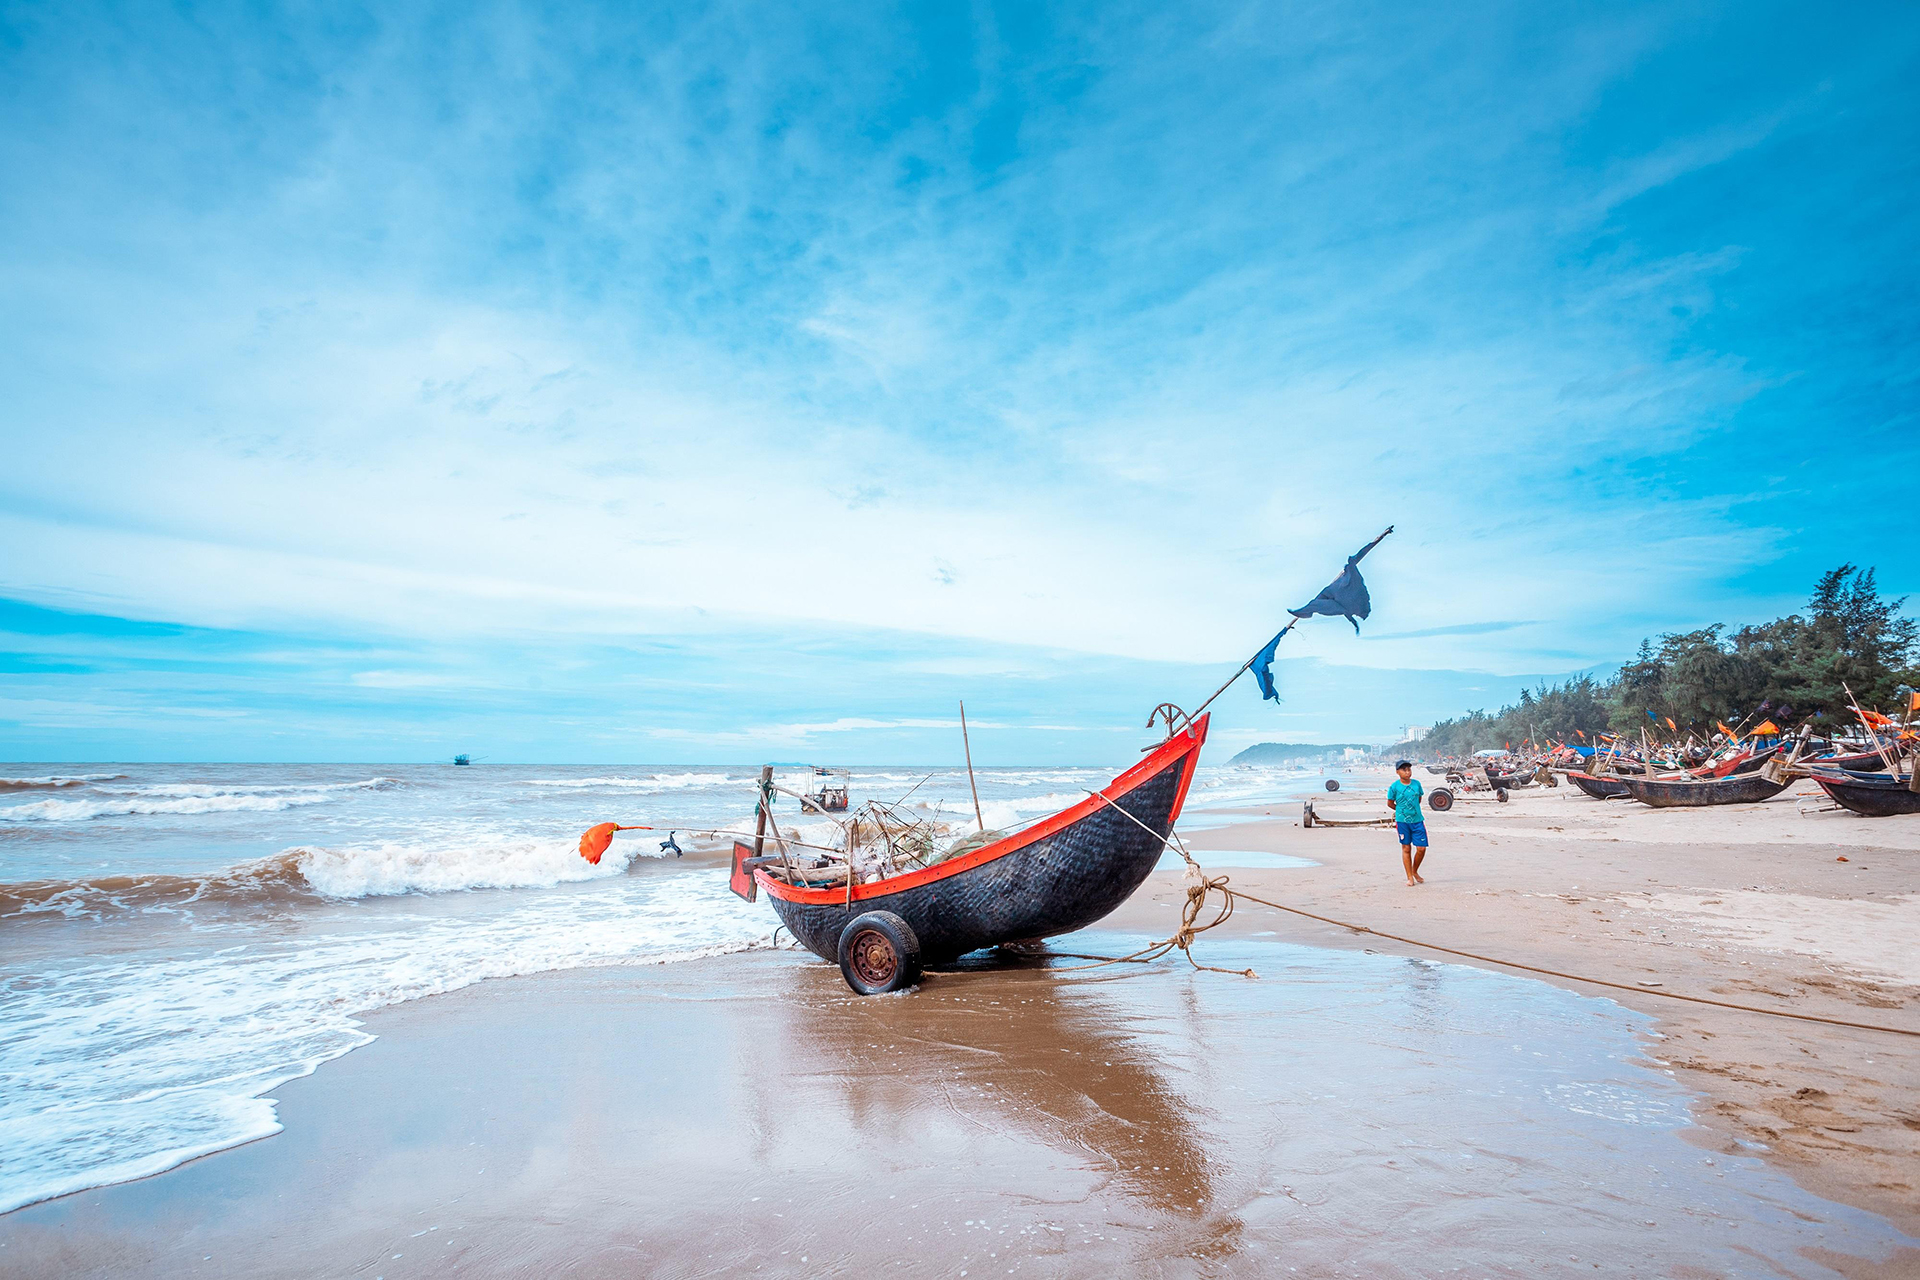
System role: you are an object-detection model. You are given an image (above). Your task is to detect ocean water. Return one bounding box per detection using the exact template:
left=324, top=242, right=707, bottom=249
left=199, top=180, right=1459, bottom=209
left=0, top=757, right=1344, bottom=1214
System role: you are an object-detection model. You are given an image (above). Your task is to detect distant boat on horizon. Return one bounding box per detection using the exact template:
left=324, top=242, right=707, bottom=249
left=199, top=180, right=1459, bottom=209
left=451, top=754, right=485, bottom=766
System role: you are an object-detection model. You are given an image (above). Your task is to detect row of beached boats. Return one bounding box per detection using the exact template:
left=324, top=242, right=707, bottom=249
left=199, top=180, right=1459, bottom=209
left=1428, top=725, right=1918, bottom=816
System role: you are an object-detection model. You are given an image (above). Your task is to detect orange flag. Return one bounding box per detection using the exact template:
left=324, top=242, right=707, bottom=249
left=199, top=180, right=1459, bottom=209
left=578, top=822, right=654, bottom=864
left=1753, top=720, right=1779, bottom=735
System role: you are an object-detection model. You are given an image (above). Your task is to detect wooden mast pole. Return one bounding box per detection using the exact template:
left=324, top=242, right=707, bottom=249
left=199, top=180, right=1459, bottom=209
left=753, top=764, right=773, bottom=858
left=960, top=701, right=985, bottom=832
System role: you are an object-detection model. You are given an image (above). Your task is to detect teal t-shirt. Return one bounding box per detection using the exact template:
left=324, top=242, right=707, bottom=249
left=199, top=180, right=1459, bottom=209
left=1388, top=778, right=1424, bottom=822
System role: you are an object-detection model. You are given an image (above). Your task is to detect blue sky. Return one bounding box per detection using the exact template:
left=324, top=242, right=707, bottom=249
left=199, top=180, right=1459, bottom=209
left=2, top=1, right=1915, bottom=763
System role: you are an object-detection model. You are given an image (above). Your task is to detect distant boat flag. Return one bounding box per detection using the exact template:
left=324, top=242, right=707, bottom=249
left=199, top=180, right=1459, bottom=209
left=1252, top=527, right=1393, bottom=702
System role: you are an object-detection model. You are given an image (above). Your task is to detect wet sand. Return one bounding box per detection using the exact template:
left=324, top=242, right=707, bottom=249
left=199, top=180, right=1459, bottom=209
left=1133, top=773, right=1920, bottom=1243
left=3, top=776, right=1916, bottom=1277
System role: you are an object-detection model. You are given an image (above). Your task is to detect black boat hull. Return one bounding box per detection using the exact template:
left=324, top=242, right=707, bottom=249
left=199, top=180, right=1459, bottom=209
left=1813, top=749, right=1902, bottom=771
left=1618, top=772, right=1790, bottom=808
left=760, top=719, right=1206, bottom=966
left=1812, top=772, right=1920, bottom=817
left=1566, top=771, right=1631, bottom=800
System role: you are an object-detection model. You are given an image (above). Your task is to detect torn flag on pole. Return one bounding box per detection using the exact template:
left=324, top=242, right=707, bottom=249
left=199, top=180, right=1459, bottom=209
left=1287, top=527, right=1392, bottom=633
left=1252, top=628, right=1287, bottom=700
left=1251, top=526, right=1394, bottom=702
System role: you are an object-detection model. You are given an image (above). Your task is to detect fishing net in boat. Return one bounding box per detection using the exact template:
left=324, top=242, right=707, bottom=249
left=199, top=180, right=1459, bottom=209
left=830, top=801, right=1010, bottom=884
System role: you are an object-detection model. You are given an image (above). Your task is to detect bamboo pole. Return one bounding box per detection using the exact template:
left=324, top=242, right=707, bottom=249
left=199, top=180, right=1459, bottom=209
left=1843, top=683, right=1900, bottom=774
left=960, top=700, right=985, bottom=832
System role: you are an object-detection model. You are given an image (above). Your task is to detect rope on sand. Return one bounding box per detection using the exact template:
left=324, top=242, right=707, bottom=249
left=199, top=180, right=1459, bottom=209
left=1214, top=880, right=1920, bottom=1039
left=1069, top=789, right=1920, bottom=1039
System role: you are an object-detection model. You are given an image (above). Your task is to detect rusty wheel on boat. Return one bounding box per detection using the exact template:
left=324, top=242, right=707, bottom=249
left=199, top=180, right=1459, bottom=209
left=837, top=910, right=923, bottom=995
left=1427, top=787, right=1454, bottom=812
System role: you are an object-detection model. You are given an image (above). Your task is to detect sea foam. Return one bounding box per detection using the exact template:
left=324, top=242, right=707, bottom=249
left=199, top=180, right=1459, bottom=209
left=0, top=778, right=400, bottom=822
left=295, top=834, right=650, bottom=898
left=0, top=773, right=127, bottom=790
left=0, top=869, right=772, bottom=1216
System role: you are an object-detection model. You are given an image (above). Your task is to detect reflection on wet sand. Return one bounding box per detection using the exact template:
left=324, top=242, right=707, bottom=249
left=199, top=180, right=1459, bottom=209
left=749, top=946, right=1256, bottom=1265
left=792, top=961, right=1210, bottom=1196
left=2, top=936, right=1909, bottom=1278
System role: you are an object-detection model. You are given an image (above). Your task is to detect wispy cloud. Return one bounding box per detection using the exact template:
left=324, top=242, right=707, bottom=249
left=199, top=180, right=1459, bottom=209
left=0, top=1, right=1913, bottom=759
left=1366, top=622, right=1536, bottom=641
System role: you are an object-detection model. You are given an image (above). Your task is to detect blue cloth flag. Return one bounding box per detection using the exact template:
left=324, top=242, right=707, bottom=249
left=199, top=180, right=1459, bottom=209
left=1288, top=528, right=1392, bottom=633
left=1252, top=628, right=1288, bottom=701
left=1252, top=527, right=1392, bottom=702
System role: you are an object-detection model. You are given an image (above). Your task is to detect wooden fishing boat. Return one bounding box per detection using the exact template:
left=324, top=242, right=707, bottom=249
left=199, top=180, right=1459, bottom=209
left=737, top=716, right=1208, bottom=992
left=798, top=766, right=851, bottom=813
left=1808, top=769, right=1920, bottom=817
left=1810, top=748, right=1901, bottom=772
left=1565, top=770, right=1632, bottom=800
left=1617, top=771, right=1791, bottom=808
left=1690, top=744, right=1782, bottom=779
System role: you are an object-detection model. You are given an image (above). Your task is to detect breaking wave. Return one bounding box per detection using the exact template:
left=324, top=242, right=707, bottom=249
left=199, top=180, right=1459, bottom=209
left=297, top=834, right=647, bottom=898
left=0, top=773, right=127, bottom=791
left=0, top=778, right=402, bottom=823
left=1, top=832, right=682, bottom=918
left=520, top=772, right=733, bottom=791
left=965, top=791, right=1085, bottom=832
left=0, top=853, right=315, bottom=919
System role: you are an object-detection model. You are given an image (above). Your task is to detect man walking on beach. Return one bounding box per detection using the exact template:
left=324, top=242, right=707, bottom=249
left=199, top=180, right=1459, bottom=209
left=1387, top=760, right=1427, bottom=886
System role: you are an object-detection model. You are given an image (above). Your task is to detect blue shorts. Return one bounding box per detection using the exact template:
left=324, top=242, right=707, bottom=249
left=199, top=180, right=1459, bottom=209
left=1395, top=820, right=1428, bottom=848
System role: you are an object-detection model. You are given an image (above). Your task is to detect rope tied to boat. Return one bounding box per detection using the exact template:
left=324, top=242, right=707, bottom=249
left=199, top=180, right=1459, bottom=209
left=1069, top=788, right=1920, bottom=1039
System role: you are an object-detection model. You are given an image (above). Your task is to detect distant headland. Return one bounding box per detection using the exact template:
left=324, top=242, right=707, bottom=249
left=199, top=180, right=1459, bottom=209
left=1229, top=742, right=1370, bottom=765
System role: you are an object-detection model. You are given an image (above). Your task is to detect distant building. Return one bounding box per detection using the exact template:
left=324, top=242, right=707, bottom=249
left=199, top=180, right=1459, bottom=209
left=1400, top=725, right=1430, bottom=742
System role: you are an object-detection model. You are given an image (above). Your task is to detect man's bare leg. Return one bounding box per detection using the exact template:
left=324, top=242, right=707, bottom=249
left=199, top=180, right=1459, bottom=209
left=1401, top=844, right=1417, bottom=886
left=1411, top=846, right=1426, bottom=883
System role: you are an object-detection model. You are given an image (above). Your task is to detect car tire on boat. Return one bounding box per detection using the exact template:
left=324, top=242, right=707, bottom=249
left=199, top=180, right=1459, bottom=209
left=1427, top=787, right=1454, bottom=812
left=837, top=910, right=923, bottom=995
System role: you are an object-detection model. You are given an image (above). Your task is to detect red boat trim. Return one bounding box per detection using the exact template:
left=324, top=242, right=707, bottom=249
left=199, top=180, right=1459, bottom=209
left=757, top=714, right=1210, bottom=906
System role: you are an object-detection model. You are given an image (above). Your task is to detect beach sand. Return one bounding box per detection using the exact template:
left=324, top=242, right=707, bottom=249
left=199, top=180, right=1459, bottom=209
left=3, top=775, right=1916, bottom=1277
left=1140, top=772, right=1920, bottom=1242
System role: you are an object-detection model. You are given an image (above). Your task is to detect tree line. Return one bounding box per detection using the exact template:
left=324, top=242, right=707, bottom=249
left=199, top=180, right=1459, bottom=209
left=1398, top=566, right=1919, bottom=757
